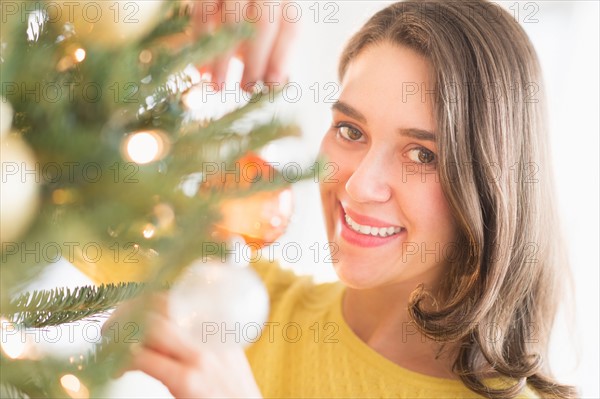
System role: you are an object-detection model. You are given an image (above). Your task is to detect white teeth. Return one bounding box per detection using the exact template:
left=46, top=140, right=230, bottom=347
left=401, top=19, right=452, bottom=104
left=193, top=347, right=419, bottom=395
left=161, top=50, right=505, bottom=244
left=359, top=225, right=371, bottom=234
left=344, top=213, right=402, bottom=237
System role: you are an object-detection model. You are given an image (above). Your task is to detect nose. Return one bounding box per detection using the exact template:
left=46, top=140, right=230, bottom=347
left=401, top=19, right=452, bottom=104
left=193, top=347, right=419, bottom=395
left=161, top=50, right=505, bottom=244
left=345, top=149, right=392, bottom=203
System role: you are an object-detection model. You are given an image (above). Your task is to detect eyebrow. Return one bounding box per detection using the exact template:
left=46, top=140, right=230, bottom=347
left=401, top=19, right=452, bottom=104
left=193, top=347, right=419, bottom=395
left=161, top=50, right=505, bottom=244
left=331, top=100, right=437, bottom=142
left=332, top=101, right=366, bottom=123
left=398, top=128, right=436, bottom=142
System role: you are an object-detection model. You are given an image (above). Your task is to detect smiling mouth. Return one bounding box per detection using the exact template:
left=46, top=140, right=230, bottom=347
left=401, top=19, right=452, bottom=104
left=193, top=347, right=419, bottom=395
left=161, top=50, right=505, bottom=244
left=343, top=212, right=404, bottom=237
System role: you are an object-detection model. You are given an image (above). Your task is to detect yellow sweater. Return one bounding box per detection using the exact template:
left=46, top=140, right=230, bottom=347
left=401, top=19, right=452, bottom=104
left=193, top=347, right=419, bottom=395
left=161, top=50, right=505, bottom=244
left=245, top=259, right=540, bottom=398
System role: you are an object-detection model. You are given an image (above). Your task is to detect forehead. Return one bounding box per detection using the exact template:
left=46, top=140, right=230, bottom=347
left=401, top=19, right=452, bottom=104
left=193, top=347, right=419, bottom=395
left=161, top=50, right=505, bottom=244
left=338, top=42, right=437, bottom=129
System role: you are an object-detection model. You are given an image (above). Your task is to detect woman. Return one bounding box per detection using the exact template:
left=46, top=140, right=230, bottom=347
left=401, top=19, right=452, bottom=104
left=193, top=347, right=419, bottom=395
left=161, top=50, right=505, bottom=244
left=114, top=1, right=576, bottom=397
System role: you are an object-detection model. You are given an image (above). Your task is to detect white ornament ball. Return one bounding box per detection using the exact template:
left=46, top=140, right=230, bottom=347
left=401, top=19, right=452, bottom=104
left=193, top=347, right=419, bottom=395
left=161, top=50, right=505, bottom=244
left=54, top=0, right=164, bottom=46
left=0, top=135, right=39, bottom=244
left=169, top=261, right=270, bottom=349
left=0, top=99, right=13, bottom=140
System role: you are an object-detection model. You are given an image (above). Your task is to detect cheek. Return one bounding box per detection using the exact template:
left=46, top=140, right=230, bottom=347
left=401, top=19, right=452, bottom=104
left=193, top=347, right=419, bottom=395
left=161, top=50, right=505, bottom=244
left=318, top=135, right=338, bottom=237
left=400, top=175, right=456, bottom=239
left=319, top=133, right=363, bottom=180
left=318, top=134, right=353, bottom=193
left=318, top=135, right=358, bottom=238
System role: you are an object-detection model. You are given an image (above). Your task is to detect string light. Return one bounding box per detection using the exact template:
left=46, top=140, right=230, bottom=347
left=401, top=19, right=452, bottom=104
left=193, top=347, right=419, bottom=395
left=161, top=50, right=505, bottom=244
left=0, top=319, right=27, bottom=359
left=139, top=49, right=152, bottom=64
left=123, top=130, right=169, bottom=164
left=60, top=375, right=80, bottom=392
left=142, top=224, right=156, bottom=239
left=74, top=48, right=86, bottom=62
left=60, top=374, right=89, bottom=399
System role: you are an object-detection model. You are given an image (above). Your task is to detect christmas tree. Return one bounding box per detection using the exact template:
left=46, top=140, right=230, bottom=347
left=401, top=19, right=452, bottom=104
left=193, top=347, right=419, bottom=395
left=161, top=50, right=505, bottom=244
left=0, top=1, right=305, bottom=396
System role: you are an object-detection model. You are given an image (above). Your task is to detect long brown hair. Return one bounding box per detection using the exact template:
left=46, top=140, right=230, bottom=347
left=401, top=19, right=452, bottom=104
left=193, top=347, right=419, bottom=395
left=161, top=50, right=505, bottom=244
left=339, top=1, right=576, bottom=398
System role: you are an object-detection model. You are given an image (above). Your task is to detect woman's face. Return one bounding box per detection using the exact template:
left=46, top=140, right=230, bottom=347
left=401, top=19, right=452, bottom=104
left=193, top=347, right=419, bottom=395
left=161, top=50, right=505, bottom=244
left=319, top=42, right=458, bottom=291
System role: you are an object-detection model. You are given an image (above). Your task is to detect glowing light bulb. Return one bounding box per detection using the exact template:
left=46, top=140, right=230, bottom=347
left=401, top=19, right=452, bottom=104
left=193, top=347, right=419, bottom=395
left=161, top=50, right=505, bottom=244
left=139, top=49, right=152, bottom=63
left=142, top=224, right=155, bottom=239
left=0, top=319, right=27, bottom=359
left=74, top=48, right=86, bottom=62
left=124, top=131, right=169, bottom=164
left=60, top=374, right=90, bottom=399
left=0, top=335, right=26, bottom=359
left=61, top=375, right=80, bottom=392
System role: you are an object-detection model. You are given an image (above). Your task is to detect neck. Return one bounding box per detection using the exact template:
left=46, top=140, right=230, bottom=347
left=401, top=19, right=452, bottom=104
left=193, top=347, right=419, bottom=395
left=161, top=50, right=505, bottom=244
left=341, top=282, right=458, bottom=379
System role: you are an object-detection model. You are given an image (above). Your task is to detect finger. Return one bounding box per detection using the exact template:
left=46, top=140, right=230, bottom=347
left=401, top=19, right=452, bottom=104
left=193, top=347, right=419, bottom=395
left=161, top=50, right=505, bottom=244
left=146, top=292, right=169, bottom=316
left=141, top=312, right=202, bottom=365
left=101, top=293, right=168, bottom=337
left=126, top=346, right=204, bottom=399
left=102, top=299, right=138, bottom=336
left=219, top=0, right=242, bottom=25
left=190, top=0, right=223, bottom=38
left=264, top=4, right=300, bottom=85
left=211, top=49, right=237, bottom=87
left=239, top=1, right=281, bottom=88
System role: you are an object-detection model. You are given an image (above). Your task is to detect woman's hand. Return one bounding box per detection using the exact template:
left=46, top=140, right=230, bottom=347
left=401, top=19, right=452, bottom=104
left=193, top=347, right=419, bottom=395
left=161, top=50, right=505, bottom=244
left=188, top=0, right=299, bottom=87
left=103, top=294, right=262, bottom=399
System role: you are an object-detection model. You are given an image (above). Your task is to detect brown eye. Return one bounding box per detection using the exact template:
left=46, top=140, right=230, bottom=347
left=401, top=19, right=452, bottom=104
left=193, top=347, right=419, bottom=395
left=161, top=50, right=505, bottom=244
left=337, top=125, right=364, bottom=142
left=407, top=148, right=436, bottom=164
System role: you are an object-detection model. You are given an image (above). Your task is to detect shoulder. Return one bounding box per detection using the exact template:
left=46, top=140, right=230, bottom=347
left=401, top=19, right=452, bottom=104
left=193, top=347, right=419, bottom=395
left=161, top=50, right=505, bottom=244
left=249, top=257, right=307, bottom=297
left=249, top=257, right=342, bottom=313
left=249, top=257, right=314, bottom=306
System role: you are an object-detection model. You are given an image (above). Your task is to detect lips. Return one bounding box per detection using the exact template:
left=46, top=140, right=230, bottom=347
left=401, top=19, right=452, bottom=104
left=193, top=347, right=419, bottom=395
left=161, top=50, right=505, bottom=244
left=339, top=205, right=405, bottom=248
left=344, top=213, right=402, bottom=237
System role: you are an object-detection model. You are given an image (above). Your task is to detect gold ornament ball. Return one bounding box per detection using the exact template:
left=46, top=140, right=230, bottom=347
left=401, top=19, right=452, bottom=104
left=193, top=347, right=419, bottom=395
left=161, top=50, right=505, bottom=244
left=70, top=242, right=159, bottom=285
left=0, top=135, right=39, bottom=245
left=53, top=0, right=164, bottom=46
left=62, top=219, right=160, bottom=285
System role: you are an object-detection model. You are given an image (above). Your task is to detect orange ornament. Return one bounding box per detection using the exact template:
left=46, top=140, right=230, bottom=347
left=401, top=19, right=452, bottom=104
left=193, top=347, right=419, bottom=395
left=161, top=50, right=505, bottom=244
left=206, top=153, right=293, bottom=248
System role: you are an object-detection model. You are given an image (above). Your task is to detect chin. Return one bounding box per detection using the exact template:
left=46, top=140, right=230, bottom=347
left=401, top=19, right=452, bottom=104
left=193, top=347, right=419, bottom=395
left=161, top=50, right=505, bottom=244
left=332, top=259, right=386, bottom=290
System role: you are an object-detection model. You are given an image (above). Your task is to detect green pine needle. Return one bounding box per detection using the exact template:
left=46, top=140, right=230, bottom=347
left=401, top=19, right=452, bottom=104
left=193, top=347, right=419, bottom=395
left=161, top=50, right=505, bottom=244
left=0, top=384, right=29, bottom=399
left=5, top=283, right=146, bottom=328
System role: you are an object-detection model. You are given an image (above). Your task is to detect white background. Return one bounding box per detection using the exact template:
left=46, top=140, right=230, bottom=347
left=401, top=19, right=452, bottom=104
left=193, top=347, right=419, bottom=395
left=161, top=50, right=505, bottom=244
left=23, top=1, right=598, bottom=397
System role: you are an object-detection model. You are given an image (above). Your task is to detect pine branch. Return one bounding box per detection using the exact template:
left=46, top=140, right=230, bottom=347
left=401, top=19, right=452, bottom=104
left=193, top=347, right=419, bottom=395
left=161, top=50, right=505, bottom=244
left=170, top=121, right=301, bottom=176
left=0, top=384, right=29, bottom=399
left=138, top=1, right=191, bottom=45
left=178, top=90, right=277, bottom=138
left=146, top=23, right=254, bottom=94
left=0, top=355, right=57, bottom=398
left=4, top=283, right=146, bottom=328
